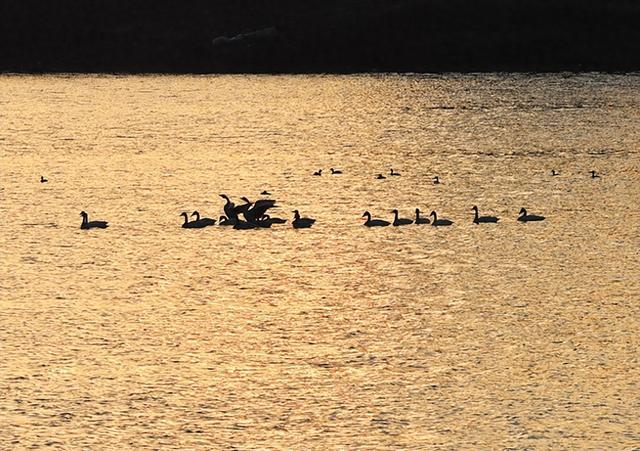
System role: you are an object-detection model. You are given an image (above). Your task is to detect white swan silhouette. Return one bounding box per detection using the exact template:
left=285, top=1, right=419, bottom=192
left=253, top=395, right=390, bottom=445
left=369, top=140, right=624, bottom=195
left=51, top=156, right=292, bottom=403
left=190, top=211, right=216, bottom=227
left=472, top=206, right=499, bottom=224
left=392, top=209, right=413, bottom=226
left=517, top=208, right=545, bottom=222
left=292, top=210, right=315, bottom=228
left=430, top=211, right=453, bottom=226
left=362, top=211, right=390, bottom=227
left=415, top=208, right=430, bottom=224
left=80, top=211, right=108, bottom=229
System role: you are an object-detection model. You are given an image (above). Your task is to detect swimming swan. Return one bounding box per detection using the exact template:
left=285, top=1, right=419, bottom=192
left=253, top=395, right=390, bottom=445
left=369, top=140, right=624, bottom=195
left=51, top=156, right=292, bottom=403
left=191, top=211, right=216, bottom=227
left=517, top=208, right=545, bottom=222
left=430, top=211, right=453, bottom=226
left=219, top=194, right=237, bottom=221
left=472, top=206, right=499, bottom=224
left=313, top=169, right=322, bottom=176
left=180, top=212, right=205, bottom=228
left=218, top=215, right=235, bottom=226
left=551, top=169, right=559, bottom=176
left=392, top=209, right=413, bottom=226
left=433, top=176, right=440, bottom=184
left=80, top=211, right=108, bottom=229
left=330, top=168, right=342, bottom=174
left=40, top=175, right=48, bottom=183
left=292, top=210, right=316, bottom=228
left=389, top=168, right=401, bottom=176
left=590, top=170, right=600, bottom=178
left=415, top=208, right=430, bottom=224
left=363, top=211, right=390, bottom=227
left=376, top=174, right=386, bottom=179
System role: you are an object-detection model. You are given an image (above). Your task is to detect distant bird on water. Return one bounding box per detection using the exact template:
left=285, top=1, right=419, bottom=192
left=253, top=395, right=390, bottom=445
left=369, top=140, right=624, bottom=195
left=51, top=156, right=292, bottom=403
left=190, top=211, right=216, bottom=227
left=590, top=170, right=600, bottom=178
left=376, top=174, right=386, bottom=179
left=392, top=209, right=413, bottom=226
left=517, top=208, right=545, bottom=222
left=313, top=169, right=322, bottom=176
left=430, top=211, right=453, bottom=226
left=433, top=176, right=440, bottom=184
left=292, top=210, right=315, bottom=228
left=330, top=168, right=342, bottom=174
left=40, top=175, right=48, bottom=183
left=389, top=168, right=401, bottom=176
left=551, top=169, right=559, bottom=176
left=80, top=211, right=108, bottom=229
left=261, top=190, right=271, bottom=195
left=471, top=206, right=499, bottom=224
left=414, top=208, right=430, bottom=224
left=362, top=211, right=390, bottom=227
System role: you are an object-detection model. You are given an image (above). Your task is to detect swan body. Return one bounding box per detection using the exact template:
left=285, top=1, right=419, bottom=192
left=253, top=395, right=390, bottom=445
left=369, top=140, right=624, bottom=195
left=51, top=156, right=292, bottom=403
left=219, top=215, right=236, bottom=226
left=376, top=174, right=386, bottom=179
left=262, top=214, right=287, bottom=225
left=392, top=209, right=413, bottom=226
left=190, top=211, right=216, bottom=227
left=80, top=211, right=108, bottom=229
left=240, top=197, right=277, bottom=223
left=472, top=206, right=499, bottom=224
left=292, top=210, right=315, bottom=228
left=363, top=211, right=390, bottom=227
left=415, top=208, right=430, bottom=224
left=430, top=211, right=453, bottom=226
left=518, top=208, right=545, bottom=222
left=590, top=170, right=600, bottom=178
left=233, top=219, right=258, bottom=230
left=313, top=169, right=322, bottom=176
left=180, top=212, right=204, bottom=228
left=40, top=175, right=48, bottom=183
left=219, top=194, right=237, bottom=221
left=389, top=168, right=401, bottom=176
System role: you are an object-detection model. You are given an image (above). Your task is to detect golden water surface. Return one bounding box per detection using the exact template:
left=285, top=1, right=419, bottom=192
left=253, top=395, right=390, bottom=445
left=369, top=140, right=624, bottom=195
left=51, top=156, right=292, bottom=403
left=1, top=74, right=639, bottom=449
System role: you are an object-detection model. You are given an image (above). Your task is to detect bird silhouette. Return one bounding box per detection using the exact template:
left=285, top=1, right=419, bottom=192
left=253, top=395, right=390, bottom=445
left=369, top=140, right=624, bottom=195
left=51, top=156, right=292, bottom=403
left=80, top=211, right=108, bottom=229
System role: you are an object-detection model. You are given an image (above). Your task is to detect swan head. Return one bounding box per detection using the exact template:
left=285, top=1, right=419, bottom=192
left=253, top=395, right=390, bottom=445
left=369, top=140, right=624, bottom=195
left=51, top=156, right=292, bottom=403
left=240, top=196, right=251, bottom=204
left=472, top=206, right=478, bottom=211
left=80, top=211, right=87, bottom=217
left=429, top=211, right=436, bottom=217
left=180, top=212, right=188, bottom=218
left=415, top=208, right=421, bottom=214
left=191, top=211, right=199, bottom=217
left=362, top=211, right=371, bottom=219
left=519, top=208, right=527, bottom=215
left=292, top=210, right=300, bottom=219
left=391, top=209, right=399, bottom=214
left=219, top=194, right=230, bottom=201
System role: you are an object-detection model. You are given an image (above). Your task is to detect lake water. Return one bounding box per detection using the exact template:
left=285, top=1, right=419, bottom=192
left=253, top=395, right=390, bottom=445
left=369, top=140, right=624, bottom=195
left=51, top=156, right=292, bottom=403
left=1, top=73, right=639, bottom=448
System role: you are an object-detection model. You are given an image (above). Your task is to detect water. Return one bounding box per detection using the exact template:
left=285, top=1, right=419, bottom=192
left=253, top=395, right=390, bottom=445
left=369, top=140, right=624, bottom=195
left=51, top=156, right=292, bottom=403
left=1, top=73, right=639, bottom=448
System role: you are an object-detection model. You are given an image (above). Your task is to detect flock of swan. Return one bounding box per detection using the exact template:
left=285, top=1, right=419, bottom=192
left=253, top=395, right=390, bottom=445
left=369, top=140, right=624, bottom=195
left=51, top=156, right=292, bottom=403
left=73, top=168, right=602, bottom=230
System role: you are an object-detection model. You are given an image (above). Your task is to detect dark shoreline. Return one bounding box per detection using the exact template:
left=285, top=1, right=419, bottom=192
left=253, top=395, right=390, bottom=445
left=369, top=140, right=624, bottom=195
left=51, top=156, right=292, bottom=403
left=2, top=0, right=640, bottom=75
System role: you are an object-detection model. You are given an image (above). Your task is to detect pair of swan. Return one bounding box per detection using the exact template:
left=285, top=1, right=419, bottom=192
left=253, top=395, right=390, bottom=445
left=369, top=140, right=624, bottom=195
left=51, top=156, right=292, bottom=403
left=181, top=211, right=216, bottom=228
left=363, top=210, right=453, bottom=227
left=313, top=168, right=342, bottom=175
left=376, top=168, right=401, bottom=179
left=80, top=211, right=108, bottom=229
